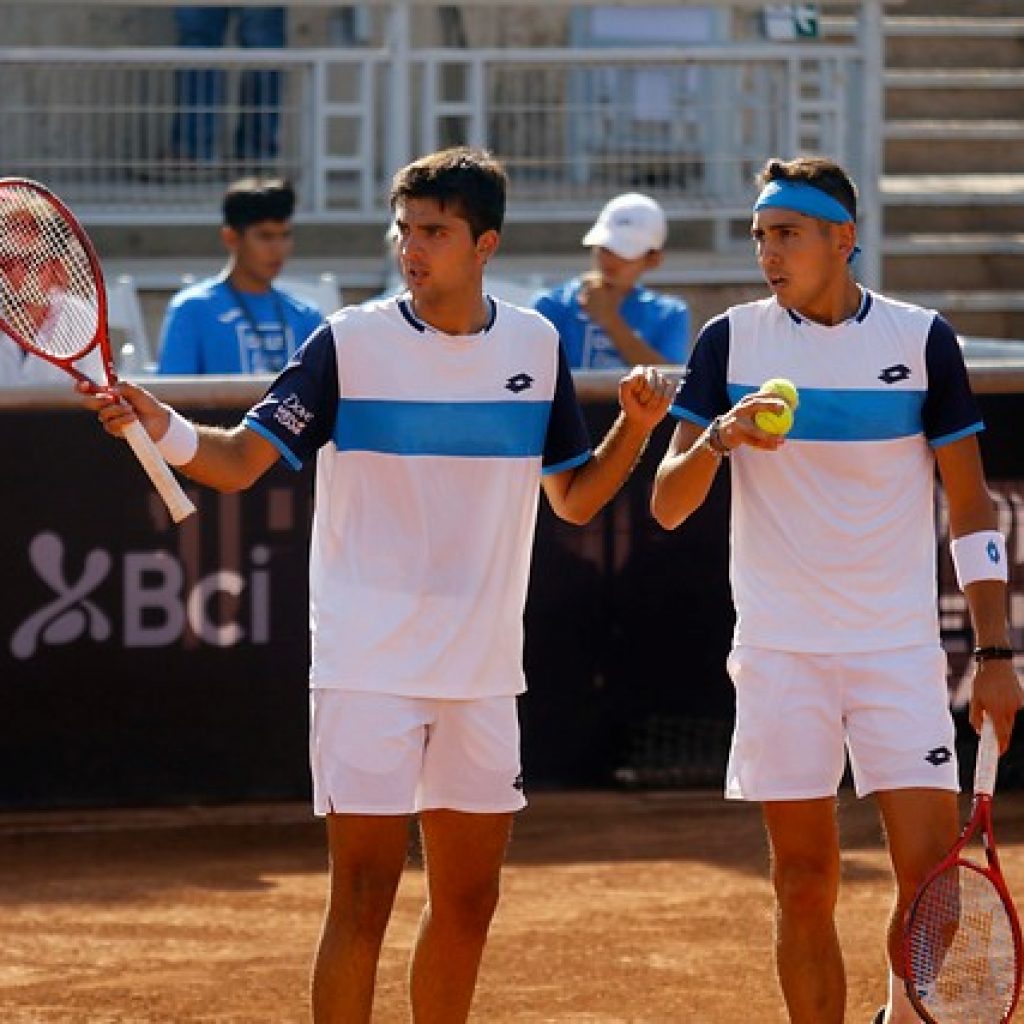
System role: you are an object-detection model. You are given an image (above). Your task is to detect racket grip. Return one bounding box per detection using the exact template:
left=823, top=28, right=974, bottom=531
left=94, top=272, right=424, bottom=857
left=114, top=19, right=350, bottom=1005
left=122, top=419, right=197, bottom=524
left=975, top=714, right=999, bottom=797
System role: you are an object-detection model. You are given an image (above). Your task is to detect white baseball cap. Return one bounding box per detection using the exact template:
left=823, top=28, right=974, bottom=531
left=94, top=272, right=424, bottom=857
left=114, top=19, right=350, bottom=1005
left=581, top=193, right=668, bottom=260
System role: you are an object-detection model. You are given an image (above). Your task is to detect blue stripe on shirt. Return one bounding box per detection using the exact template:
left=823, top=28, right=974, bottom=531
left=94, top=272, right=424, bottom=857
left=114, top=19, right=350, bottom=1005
left=726, top=385, right=926, bottom=442
left=333, top=399, right=551, bottom=458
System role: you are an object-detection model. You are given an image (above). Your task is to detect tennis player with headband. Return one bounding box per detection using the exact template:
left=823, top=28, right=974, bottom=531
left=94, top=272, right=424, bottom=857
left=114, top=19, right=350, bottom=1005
left=651, top=155, right=1022, bottom=1024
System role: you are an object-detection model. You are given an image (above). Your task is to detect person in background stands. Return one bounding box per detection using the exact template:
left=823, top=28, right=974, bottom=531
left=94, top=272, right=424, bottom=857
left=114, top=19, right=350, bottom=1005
left=157, top=178, right=323, bottom=375
left=171, top=5, right=286, bottom=167
left=533, top=192, right=689, bottom=369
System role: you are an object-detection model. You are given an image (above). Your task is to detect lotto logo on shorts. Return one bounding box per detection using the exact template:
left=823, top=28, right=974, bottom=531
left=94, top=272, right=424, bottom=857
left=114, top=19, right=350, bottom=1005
left=924, top=747, right=952, bottom=767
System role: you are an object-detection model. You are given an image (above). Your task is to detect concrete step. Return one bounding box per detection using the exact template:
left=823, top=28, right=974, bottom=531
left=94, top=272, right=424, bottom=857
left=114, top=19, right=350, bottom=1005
left=884, top=234, right=1024, bottom=256
left=886, top=17, right=1024, bottom=38
left=886, top=22, right=1024, bottom=70
left=824, top=14, right=1024, bottom=39
left=884, top=253, right=1024, bottom=292
left=885, top=204, right=1024, bottom=234
left=891, top=292, right=1024, bottom=341
left=881, top=174, right=1024, bottom=205
left=885, top=134, right=1024, bottom=175
left=895, top=290, right=1024, bottom=314
left=887, top=69, right=1024, bottom=89
left=895, top=0, right=1023, bottom=17
left=886, top=70, right=1024, bottom=119
left=885, top=120, right=1024, bottom=141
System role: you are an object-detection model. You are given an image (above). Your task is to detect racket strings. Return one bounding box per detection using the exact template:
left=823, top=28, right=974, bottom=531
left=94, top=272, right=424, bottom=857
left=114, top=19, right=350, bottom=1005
left=0, top=184, right=99, bottom=359
left=908, top=864, right=1018, bottom=1023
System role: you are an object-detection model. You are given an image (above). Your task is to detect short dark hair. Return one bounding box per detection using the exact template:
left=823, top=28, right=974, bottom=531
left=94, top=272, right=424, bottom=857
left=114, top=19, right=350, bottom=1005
left=755, top=156, right=858, bottom=222
left=389, top=147, right=507, bottom=239
left=222, top=178, right=296, bottom=231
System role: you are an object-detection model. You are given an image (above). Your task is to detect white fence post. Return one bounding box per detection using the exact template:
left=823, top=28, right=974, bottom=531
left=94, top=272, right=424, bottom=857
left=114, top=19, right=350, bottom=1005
left=858, top=0, right=885, bottom=290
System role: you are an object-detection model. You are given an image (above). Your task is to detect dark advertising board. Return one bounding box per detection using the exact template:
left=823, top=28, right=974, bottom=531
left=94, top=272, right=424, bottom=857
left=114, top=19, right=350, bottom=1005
left=1, top=378, right=1022, bottom=807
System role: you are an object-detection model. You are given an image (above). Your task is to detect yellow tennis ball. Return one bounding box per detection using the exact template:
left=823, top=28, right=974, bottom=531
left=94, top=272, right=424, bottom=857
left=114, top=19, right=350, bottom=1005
left=762, top=377, right=799, bottom=409
left=754, top=377, right=798, bottom=435
left=754, top=405, right=794, bottom=435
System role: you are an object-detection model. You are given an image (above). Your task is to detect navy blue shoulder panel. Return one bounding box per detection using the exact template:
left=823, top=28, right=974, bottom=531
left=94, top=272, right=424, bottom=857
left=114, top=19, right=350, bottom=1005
left=671, top=313, right=731, bottom=426
left=244, top=322, right=340, bottom=467
left=922, top=314, right=983, bottom=445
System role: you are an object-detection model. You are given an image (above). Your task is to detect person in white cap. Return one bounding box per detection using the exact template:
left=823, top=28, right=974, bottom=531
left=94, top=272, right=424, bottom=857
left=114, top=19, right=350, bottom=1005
left=533, top=192, right=689, bottom=369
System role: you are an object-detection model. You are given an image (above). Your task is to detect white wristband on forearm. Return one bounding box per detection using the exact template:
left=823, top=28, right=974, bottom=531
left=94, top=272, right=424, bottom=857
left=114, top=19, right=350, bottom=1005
left=950, top=530, right=1008, bottom=588
left=156, top=408, right=199, bottom=467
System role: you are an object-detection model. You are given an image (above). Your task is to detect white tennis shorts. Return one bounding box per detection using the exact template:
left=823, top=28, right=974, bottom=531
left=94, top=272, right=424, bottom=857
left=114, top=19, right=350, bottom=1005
left=309, top=690, right=527, bottom=816
left=725, top=644, right=959, bottom=801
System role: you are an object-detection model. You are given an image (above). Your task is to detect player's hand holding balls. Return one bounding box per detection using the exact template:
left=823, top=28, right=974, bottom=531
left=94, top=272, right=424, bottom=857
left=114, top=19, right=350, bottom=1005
left=754, top=377, right=799, bottom=436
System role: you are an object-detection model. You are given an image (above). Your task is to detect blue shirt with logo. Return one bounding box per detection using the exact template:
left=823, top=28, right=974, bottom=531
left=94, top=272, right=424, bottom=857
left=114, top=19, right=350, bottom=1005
left=157, top=276, right=323, bottom=375
left=533, top=277, right=689, bottom=369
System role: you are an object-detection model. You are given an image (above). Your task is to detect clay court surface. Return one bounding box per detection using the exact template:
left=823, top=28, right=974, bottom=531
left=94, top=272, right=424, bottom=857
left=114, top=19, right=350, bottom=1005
left=3, top=789, right=1024, bottom=1023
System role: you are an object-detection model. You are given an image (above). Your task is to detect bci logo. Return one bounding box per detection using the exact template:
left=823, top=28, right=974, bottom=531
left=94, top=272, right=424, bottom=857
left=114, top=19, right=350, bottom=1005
left=10, top=532, right=272, bottom=660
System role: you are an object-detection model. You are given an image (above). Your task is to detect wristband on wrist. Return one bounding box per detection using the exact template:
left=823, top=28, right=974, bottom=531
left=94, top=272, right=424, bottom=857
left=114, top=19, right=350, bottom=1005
left=973, top=646, right=1015, bottom=664
left=950, top=530, right=1008, bottom=589
left=156, top=408, right=199, bottom=467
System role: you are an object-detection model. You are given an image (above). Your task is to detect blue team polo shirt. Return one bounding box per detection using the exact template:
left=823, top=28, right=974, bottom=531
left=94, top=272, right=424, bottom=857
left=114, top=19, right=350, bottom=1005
left=533, top=277, right=689, bottom=369
left=157, top=276, right=324, bottom=375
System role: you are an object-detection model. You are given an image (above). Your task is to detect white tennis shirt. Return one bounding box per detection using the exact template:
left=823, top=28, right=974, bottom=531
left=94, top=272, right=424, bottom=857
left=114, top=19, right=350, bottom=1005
left=246, top=294, right=592, bottom=697
left=673, top=290, right=983, bottom=653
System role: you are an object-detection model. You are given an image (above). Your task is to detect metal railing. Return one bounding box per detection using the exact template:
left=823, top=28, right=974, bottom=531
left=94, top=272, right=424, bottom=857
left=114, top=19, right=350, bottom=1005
left=0, top=43, right=862, bottom=232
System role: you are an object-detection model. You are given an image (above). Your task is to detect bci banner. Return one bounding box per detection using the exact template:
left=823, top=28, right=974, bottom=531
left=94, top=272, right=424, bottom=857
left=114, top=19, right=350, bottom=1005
left=2, top=397, right=1022, bottom=808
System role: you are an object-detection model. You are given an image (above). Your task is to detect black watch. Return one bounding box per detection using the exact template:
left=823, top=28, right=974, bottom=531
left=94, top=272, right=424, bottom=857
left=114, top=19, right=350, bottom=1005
left=704, top=416, right=731, bottom=458
left=972, top=646, right=1015, bottom=663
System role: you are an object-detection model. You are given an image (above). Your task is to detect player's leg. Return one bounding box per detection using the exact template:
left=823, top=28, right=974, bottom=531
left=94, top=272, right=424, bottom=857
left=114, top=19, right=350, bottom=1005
left=312, top=813, right=410, bottom=1024
left=409, top=695, right=526, bottom=1022
left=725, top=647, right=848, bottom=1023
left=410, top=809, right=513, bottom=1023
left=844, top=645, right=960, bottom=1024
left=874, top=788, right=959, bottom=1024
left=308, top=690, right=434, bottom=1023
left=763, top=798, right=845, bottom=1024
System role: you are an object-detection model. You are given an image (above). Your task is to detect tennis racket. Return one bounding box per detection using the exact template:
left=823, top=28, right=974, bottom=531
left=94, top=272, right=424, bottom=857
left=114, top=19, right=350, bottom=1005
left=0, top=177, right=195, bottom=523
left=903, top=715, right=1023, bottom=1023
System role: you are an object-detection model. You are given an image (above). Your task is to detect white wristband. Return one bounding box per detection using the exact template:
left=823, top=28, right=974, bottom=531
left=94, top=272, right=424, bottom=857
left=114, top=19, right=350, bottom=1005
left=950, top=530, right=1008, bottom=589
left=156, top=408, right=199, bottom=467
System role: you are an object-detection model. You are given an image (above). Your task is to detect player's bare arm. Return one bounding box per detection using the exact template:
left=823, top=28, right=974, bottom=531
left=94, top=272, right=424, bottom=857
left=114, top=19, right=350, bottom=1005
left=936, top=435, right=1023, bottom=750
left=80, top=380, right=279, bottom=493
left=542, top=365, right=674, bottom=524
left=651, top=391, right=790, bottom=529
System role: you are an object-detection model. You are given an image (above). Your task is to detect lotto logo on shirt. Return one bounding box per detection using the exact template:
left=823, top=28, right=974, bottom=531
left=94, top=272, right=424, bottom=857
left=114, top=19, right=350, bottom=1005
left=274, top=393, right=313, bottom=436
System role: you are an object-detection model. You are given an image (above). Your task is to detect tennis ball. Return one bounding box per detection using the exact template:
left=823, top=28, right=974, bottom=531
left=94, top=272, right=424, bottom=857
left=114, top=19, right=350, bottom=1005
left=754, top=404, right=794, bottom=436
left=761, top=377, right=799, bottom=410
left=754, top=378, right=798, bottom=436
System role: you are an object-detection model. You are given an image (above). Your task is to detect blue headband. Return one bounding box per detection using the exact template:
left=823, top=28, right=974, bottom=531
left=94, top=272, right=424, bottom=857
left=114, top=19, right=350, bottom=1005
left=753, top=180, right=859, bottom=263
left=753, top=180, right=854, bottom=223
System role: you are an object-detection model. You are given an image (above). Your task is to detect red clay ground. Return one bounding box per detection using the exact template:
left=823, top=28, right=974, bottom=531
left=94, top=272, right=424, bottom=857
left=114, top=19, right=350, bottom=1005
left=3, top=789, right=1024, bottom=1023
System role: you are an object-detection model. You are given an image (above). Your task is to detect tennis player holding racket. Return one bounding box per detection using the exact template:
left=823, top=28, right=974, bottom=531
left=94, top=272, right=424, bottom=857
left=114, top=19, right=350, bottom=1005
left=652, top=156, right=1022, bottom=1024
left=82, top=148, right=675, bottom=1023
